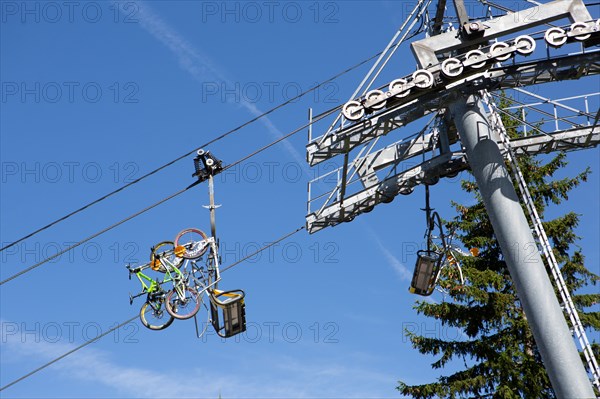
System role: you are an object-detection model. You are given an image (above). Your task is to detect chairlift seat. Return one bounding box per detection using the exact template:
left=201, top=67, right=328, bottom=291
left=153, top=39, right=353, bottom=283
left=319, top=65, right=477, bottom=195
left=209, top=289, right=246, bottom=338
left=409, top=250, right=442, bottom=296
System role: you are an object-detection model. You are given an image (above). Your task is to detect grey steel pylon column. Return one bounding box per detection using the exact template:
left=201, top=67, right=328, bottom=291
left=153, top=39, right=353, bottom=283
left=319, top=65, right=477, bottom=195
left=449, top=93, right=595, bottom=398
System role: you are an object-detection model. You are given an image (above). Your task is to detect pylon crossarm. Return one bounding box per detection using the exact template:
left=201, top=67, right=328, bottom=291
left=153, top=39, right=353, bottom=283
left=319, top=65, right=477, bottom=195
left=308, top=48, right=600, bottom=166
left=306, top=151, right=466, bottom=233
left=356, top=115, right=441, bottom=188
left=306, top=124, right=599, bottom=233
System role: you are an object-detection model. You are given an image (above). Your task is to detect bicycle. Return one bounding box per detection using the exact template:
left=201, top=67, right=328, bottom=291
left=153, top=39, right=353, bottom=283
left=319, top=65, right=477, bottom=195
left=151, top=241, right=201, bottom=321
left=127, top=241, right=199, bottom=330
left=126, top=228, right=245, bottom=337
left=126, top=262, right=175, bottom=331
left=164, top=230, right=215, bottom=322
left=174, top=228, right=209, bottom=259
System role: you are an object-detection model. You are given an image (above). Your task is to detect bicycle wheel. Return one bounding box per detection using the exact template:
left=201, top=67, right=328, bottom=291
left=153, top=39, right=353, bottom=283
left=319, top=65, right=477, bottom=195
left=140, top=299, right=174, bottom=330
left=165, top=286, right=201, bottom=320
left=174, top=228, right=209, bottom=259
left=150, top=241, right=183, bottom=272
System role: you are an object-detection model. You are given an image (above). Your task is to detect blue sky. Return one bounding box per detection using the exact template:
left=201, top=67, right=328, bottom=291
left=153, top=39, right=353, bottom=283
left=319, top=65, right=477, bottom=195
left=1, top=1, right=599, bottom=397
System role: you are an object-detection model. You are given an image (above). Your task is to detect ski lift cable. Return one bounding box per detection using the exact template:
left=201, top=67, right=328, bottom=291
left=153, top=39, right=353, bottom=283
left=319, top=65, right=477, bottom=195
left=0, top=49, right=383, bottom=254
left=0, top=184, right=196, bottom=285
left=0, top=315, right=139, bottom=393
left=361, top=0, right=432, bottom=96
left=321, top=0, right=432, bottom=140
left=0, top=104, right=334, bottom=286
left=221, top=226, right=305, bottom=273
left=0, top=225, right=306, bottom=392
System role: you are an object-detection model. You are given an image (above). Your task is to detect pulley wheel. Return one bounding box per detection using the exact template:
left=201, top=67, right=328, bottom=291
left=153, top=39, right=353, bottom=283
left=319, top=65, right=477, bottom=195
left=465, top=50, right=486, bottom=69
left=342, top=100, right=364, bottom=121
left=490, top=42, right=512, bottom=61
left=544, top=27, right=567, bottom=47
left=570, top=22, right=591, bottom=41
left=441, top=58, right=464, bottom=78
left=515, top=35, right=536, bottom=55
left=365, top=90, right=386, bottom=110
left=388, top=78, right=410, bottom=98
left=412, top=69, right=434, bottom=89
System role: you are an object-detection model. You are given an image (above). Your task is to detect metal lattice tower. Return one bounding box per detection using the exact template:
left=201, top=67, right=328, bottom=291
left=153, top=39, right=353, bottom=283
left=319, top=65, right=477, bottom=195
left=304, top=0, right=600, bottom=396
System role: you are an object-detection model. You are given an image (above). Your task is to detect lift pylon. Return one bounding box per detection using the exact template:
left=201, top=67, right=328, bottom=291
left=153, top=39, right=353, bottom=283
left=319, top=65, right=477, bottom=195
left=305, top=0, right=600, bottom=394
left=450, top=92, right=595, bottom=398
left=482, top=90, right=600, bottom=391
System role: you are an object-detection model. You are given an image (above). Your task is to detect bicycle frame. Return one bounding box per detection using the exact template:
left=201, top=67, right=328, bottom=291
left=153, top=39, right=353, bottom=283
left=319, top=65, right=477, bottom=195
left=184, top=237, right=234, bottom=339
left=154, top=254, right=187, bottom=299
left=181, top=238, right=220, bottom=293
left=127, top=257, right=185, bottom=304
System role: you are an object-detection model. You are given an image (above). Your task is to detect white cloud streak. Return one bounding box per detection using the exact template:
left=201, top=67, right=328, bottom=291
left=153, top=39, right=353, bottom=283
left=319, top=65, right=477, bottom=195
left=130, top=1, right=308, bottom=171
left=3, top=335, right=400, bottom=398
left=365, top=226, right=413, bottom=281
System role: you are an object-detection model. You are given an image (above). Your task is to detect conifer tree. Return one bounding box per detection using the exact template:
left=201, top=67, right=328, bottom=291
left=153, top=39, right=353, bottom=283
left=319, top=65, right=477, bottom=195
left=397, top=95, right=599, bottom=398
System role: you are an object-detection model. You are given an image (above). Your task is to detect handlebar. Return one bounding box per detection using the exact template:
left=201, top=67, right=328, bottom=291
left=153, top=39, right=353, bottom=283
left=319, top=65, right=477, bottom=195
left=126, top=263, right=146, bottom=274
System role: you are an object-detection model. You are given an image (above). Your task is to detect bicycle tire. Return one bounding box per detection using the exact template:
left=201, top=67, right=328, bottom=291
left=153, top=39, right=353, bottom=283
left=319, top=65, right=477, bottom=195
left=174, top=228, right=209, bottom=259
left=165, top=286, right=201, bottom=320
left=150, top=241, right=183, bottom=272
left=140, top=300, right=174, bottom=330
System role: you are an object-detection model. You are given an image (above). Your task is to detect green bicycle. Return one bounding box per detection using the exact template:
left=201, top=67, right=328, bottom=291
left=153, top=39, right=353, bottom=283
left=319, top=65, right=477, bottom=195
left=126, top=262, right=174, bottom=331
left=127, top=241, right=200, bottom=330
